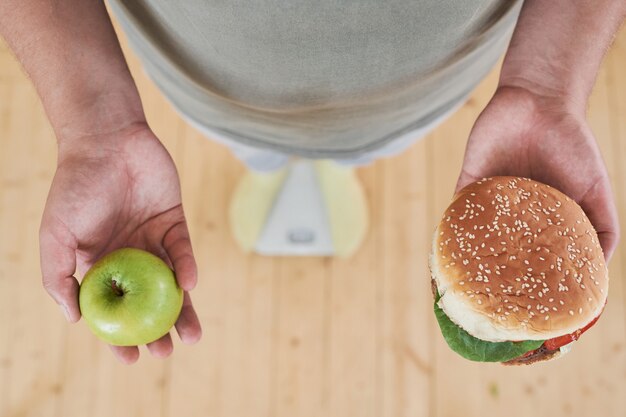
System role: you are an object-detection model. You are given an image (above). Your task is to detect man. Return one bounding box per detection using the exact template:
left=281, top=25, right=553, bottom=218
left=0, top=0, right=622, bottom=364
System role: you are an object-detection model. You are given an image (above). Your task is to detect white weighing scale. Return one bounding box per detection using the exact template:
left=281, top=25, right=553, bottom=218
left=229, top=160, right=368, bottom=257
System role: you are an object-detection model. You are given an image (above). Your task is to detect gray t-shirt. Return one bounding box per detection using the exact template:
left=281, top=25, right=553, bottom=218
left=108, top=0, right=522, bottom=158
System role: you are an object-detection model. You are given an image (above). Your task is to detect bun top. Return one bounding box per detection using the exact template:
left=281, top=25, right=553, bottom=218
left=431, top=177, right=608, bottom=342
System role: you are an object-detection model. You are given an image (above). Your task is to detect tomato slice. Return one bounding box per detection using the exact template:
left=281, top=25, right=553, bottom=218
left=510, top=304, right=605, bottom=362
left=543, top=313, right=602, bottom=350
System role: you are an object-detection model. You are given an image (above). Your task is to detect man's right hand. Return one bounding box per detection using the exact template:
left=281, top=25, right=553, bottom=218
left=39, top=123, right=202, bottom=364
left=0, top=0, right=202, bottom=364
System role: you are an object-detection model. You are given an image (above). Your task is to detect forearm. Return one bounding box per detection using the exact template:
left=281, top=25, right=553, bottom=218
left=500, top=0, right=626, bottom=111
left=0, top=0, right=144, bottom=144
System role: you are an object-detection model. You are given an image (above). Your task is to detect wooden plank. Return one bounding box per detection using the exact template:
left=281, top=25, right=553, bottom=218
left=238, top=255, right=278, bottom=417
left=0, top=77, right=65, bottom=417
left=213, top=231, right=276, bottom=417
left=0, top=80, right=11, bottom=417
left=378, top=138, right=433, bottom=417
left=327, top=165, right=379, bottom=417
left=274, top=257, right=330, bottom=417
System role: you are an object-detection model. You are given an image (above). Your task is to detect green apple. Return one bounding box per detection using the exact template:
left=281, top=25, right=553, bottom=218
left=79, top=248, right=183, bottom=346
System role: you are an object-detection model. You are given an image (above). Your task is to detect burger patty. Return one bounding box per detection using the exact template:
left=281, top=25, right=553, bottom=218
left=502, top=344, right=560, bottom=366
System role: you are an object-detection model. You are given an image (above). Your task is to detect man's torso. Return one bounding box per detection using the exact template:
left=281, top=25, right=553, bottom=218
left=109, top=0, right=521, bottom=156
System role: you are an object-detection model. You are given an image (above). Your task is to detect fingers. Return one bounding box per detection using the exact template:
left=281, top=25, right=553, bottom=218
left=454, top=117, right=497, bottom=195
left=597, top=230, right=620, bottom=263
left=162, top=219, right=197, bottom=291
left=39, top=227, right=81, bottom=323
left=110, top=345, right=140, bottom=365
left=108, top=333, right=178, bottom=364
left=110, top=293, right=201, bottom=364
left=147, top=333, right=174, bottom=358
left=175, top=292, right=202, bottom=345
left=577, top=177, right=620, bottom=263
left=455, top=168, right=481, bottom=195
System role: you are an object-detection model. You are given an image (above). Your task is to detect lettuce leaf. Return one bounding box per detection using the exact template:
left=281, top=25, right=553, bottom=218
left=434, top=293, right=544, bottom=362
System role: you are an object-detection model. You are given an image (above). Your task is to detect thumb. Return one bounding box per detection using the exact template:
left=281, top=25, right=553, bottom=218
left=39, top=227, right=81, bottom=323
left=162, top=217, right=197, bottom=292
left=455, top=168, right=481, bottom=195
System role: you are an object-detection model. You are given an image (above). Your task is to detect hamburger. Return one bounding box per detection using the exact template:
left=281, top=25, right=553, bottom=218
left=430, top=177, right=608, bottom=365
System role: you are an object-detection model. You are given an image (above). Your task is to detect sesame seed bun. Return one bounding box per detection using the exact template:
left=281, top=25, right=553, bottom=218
left=431, top=177, right=608, bottom=343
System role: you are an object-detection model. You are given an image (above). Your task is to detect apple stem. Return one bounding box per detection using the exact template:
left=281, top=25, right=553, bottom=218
left=111, top=280, right=124, bottom=297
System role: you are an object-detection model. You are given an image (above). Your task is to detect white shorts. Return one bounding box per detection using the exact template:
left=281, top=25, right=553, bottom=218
left=181, top=96, right=467, bottom=172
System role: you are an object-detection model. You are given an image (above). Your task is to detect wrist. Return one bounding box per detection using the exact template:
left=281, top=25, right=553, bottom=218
left=54, top=86, right=146, bottom=151
left=498, top=29, right=593, bottom=115
left=499, top=0, right=626, bottom=117
left=56, top=119, right=153, bottom=169
left=55, top=91, right=149, bottom=166
left=498, top=66, right=587, bottom=117
left=490, top=84, right=589, bottom=132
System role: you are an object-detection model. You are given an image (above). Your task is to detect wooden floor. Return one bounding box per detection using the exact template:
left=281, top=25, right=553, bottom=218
left=1, top=18, right=626, bottom=417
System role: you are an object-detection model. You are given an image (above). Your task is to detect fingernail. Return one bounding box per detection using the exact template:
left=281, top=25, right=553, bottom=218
left=59, top=305, right=71, bottom=322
